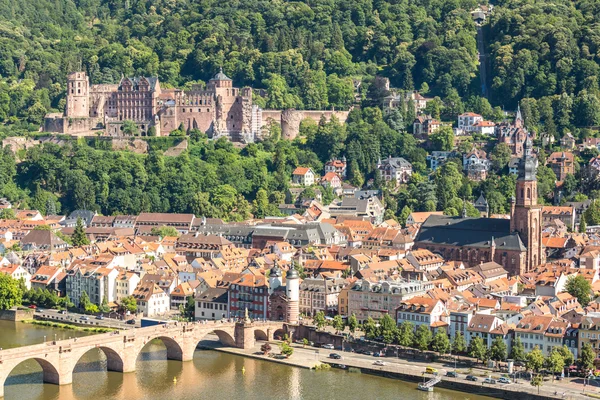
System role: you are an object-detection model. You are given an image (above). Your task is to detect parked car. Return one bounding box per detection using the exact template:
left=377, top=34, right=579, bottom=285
left=322, top=344, right=335, bottom=350
left=36, top=308, right=45, bottom=313
left=483, top=378, right=497, bottom=384
left=329, top=353, right=342, bottom=360
left=59, top=310, right=67, bottom=314
left=96, top=315, right=105, bottom=320
left=425, top=367, right=438, bottom=374
left=126, top=319, right=136, bottom=325
left=466, top=375, right=478, bottom=381
left=79, top=316, right=90, bottom=321
left=363, top=351, right=373, bottom=356
left=498, top=377, right=511, bottom=384
left=28, top=305, right=37, bottom=309
left=373, top=360, right=386, bottom=366
left=446, top=371, right=458, bottom=378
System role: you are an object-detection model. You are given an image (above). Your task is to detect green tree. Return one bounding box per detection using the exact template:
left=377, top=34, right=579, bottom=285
left=72, top=217, right=90, bottom=246
left=280, top=342, right=294, bottom=357
left=526, top=346, right=545, bottom=372
left=430, top=126, right=454, bottom=151
left=0, top=274, right=23, bottom=310
left=379, top=313, right=397, bottom=344
left=414, top=324, right=432, bottom=352
left=468, top=337, right=487, bottom=363
left=509, top=337, right=525, bottom=362
left=489, top=336, right=507, bottom=363
left=99, top=297, right=111, bottom=313
left=348, top=314, right=358, bottom=335
left=252, top=189, right=270, bottom=219
left=431, top=329, right=451, bottom=355
left=363, top=317, right=378, bottom=339
left=530, top=374, right=543, bottom=394
left=565, top=275, right=592, bottom=307
left=79, top=291, right=91, bottom=311
left=396, top=321, right=414, bottom=348
left=452, top=332, right=466, bottom=354
left=546, top=348, right=565, bottom=381
left=580, top=342, right=595, bottom=374
left=579, top=218, right=587, bottom=233
left=120, top=295, right=138, bottom=314
left=122, top=120, right=140, bottom=136
left=490, top=143, right=512, bottom=172
left=150, top=226, right=180, bottom=238
left=332, top=315, right=345, bottom=334
left=314, top=311, right=326, bottom=330
left=557, top=345, right=574, bottom=367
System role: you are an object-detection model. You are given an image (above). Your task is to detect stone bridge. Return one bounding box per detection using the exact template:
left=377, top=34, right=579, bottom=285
left=0, top=320, right=288, bottom=398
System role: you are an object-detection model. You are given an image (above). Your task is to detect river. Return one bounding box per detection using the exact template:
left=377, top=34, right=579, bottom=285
left=0, top=320, right=492, bottom=400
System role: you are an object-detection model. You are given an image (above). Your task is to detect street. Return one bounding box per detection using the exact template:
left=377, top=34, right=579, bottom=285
left=33, top=308, right=140, bottom=329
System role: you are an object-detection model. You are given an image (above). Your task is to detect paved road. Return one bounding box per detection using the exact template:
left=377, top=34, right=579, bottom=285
left=34, top=308, right=139, bottom=329
left=287, top=343, right=591, bottom=399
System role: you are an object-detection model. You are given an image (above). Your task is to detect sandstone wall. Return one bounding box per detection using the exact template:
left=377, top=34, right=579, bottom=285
left=261, top=109, right=350, bottom=140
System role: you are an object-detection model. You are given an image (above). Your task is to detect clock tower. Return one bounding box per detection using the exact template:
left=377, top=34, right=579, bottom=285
left=510, top=136, right=544, bottom=272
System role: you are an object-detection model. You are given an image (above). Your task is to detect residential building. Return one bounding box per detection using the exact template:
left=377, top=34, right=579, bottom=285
left=65, top=264, right=119, bottom=307
left=427, top=151, right=459, bottom=172
left=542, top=206, right=575, bottom=228
left=463, top=148, right=490, bottom=172
left=324, top=158, right=347, bottom=179
left=195, top=288, right=229, bottom=320
left=466, top=313, right=503, bottom=347
left=547, top=151, right=575, bottom=181
left=514, top=315, right=568, bottom=355
left=135, top=213, right=195, bottom=234
left=395, top=296, right=448, bottom=331
left=299, top=277, right=345, bottom=316
left=321, top=172, right=342, bottom=189
left=348, top=279, right=429, bottom=323
left=115, top=270, right=141, bottom=302
left=413, top=115, right=440, bottom=137
left=0, top=264, right=32, bottom=289
left=132, top=281, right=169, bottom=318
left=458, top=112, right=482, bottom=131
left=377, top=156, right=412, bottom=186
left=292, top=167, right=316, bottom=186
left=228, top=269, right=269, bottom=320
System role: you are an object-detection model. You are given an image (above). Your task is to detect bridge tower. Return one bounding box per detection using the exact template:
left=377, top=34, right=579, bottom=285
left=286, top=268, right=300, bottom=324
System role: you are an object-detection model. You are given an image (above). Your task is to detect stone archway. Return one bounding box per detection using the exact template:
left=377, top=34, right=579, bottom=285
left=254, top=329, right=268, bottom=341
left=213, top=330, right=236, bottom=347
left=5, top=357, right=61, bottom=385
left=73, top=346, right=125, bottom=373
left=138, top=336, right=184, bottom=361
left=273, top=329, right=287, bottom=341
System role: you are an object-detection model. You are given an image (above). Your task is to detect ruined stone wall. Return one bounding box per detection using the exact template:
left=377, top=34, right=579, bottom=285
left=262, top=109, right=351, bottom=140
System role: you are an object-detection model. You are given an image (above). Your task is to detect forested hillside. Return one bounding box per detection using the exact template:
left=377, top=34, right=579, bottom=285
left=0, top=0, right=479, bottom=129
left=489, top=0, right=600, bottom=136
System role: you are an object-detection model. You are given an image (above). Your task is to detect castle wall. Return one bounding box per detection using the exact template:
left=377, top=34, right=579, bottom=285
left=261, top=109, right=350, bottom=140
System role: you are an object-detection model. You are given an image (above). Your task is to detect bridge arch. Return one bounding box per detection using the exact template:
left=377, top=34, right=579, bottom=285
left=254, top=329, right=268, bottom=341
left=5, top=357, right=61, bottom=386
left=138, top=336, right=184, bottom=361
left=72, top=345, right=125, bottom=373
left=273, top=328, right=287, bottom=340
left=213, top=330, right=236, bottom=347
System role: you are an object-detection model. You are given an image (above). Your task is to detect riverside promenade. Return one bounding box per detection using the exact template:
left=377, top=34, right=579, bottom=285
left=204, top=338, right=589, bottom=400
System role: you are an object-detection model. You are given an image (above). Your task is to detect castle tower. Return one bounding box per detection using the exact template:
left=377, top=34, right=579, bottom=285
left=66, top=72, right=90, bottom=118
left=268, top=262, right=283, bottom=295
left=510, top=136, right=543, bottom=272
left=285, top=268, right=300, bottom=325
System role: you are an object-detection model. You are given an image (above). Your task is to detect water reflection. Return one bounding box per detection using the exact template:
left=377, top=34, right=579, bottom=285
left=1, top=321, right=492, bottom=400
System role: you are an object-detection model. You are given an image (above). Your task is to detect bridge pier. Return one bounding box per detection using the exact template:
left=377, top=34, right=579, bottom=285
left=234, top=323, right=255, bottom=350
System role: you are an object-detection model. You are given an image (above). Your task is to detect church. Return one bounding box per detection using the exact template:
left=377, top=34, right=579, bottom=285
left=415, top=137, right=544, bottom=276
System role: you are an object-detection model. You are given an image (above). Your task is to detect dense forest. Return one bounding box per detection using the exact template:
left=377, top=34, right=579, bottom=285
left=488, top=0, right=600, bottom=136
left=0, top=0, right=480, bottom=130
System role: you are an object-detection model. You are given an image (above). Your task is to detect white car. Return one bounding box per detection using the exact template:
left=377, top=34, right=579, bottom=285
left=373, top=360, right=386, bottom=366
left=322, top=344, right=335, bottom=350
left=498, top=377, right=511, bottom=384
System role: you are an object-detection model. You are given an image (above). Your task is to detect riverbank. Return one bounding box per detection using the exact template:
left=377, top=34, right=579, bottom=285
left=205, top=340, right=579, bottom=400
left=22, top=319, right=115, bottom=333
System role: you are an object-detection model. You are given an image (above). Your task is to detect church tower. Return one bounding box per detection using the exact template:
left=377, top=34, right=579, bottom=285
left=66, top=72, right=89, bottom=118
left=510, top=136, right=544, bottom=271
